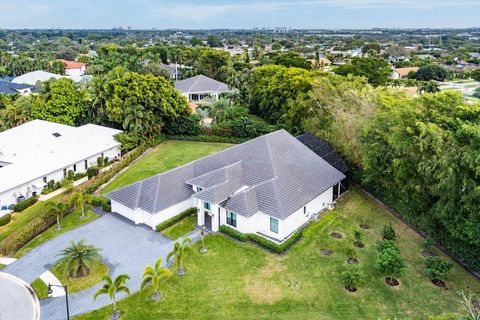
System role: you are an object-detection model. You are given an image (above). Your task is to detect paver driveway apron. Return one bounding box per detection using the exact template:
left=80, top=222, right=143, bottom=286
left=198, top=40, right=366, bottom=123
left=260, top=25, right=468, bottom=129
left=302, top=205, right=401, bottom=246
left=2, top=213, right=200, bottom=320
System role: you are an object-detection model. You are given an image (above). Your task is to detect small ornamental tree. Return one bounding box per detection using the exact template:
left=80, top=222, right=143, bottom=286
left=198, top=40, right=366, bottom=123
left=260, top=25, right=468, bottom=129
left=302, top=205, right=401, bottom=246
left=340, top=267, right=366, bottom=292
left=354, top=230, right=364, bottom=247
left=424, top=257, right=453, bottom=282
left=376, top=240, right=406, bottom=283
left=382, top=223, right=396, bottom=241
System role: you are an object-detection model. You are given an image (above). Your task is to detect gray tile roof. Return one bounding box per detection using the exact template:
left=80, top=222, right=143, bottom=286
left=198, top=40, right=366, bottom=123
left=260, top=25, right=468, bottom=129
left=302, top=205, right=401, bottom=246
left=0, top=80, right=33, bottom=95
left=106, top=130, right=345, bottom=220
left=174, top=75, right=229, bottom=94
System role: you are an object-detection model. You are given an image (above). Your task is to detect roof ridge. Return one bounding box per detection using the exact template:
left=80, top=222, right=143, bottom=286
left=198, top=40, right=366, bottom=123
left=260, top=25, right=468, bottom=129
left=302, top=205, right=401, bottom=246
left=134, top=180, right=144, bottom=209
left=152, top=175, right=162, bottom=212
left=189, top=75, right=202, bottom=92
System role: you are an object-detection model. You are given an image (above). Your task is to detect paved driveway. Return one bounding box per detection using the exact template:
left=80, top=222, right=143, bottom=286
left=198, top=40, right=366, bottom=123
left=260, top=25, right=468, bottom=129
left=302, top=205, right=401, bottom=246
left=2, top=213, right=200, bottom=320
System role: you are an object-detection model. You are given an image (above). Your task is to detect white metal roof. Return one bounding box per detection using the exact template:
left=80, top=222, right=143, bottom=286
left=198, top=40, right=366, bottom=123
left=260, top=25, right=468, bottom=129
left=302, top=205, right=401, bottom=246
left=12, top=71, right=66, bottom=86
left=0, top=120, right=121, bottom=193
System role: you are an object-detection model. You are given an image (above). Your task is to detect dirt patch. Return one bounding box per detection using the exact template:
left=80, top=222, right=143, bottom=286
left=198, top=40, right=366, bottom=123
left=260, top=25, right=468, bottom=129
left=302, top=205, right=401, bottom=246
left=421, top=249, right=435, bottom=257
left=320, top=249, right=332, bottom=256
left=354, top=242, right=365, bottom=248
left=385, top=277, right=400, bottom=287
left=243, top=255, right=285, bottom=304
left=432, top=279, right=447, bottom=288
left=359, top=224, right=370, bottom=230
left=347, top=258, right=359, bottom=265
left=330, top=232, right=343, bottom=239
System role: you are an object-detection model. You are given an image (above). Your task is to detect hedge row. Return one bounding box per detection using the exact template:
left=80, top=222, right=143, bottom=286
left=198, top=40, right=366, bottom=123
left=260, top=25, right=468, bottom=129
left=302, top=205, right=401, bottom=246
left=0, top=207, right=73, bottom=255
left=220, top=225, right=304, bottom=254
left=164, top=134, right=248, bottom=144
left=155, top=208, right=197, bottom=232
left=13, top=196, right=39, bottom=212
left=0, top=214, right=11, bottom=227
left=91, top=196, right=111, bottom=213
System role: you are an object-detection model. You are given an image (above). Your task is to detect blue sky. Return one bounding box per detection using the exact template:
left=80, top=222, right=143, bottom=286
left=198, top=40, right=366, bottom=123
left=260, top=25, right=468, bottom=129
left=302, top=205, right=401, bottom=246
left=0, top=0, right=478, bottom=29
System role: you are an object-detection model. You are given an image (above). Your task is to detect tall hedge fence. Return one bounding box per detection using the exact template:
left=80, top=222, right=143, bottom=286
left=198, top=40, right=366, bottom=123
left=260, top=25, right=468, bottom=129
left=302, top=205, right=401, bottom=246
left=164, top=134, right=248, bottom=144
left=220, top=225, right=303, bottom=254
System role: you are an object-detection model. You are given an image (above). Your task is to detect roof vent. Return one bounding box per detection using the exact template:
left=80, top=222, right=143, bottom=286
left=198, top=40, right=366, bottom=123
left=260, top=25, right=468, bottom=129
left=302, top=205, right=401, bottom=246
left=52, top=132, right=62, bottom=138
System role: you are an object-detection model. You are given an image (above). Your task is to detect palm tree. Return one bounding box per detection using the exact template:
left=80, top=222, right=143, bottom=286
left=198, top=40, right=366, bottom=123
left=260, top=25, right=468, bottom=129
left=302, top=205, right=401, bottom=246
left=55, top=240, right=102, bottom=278
left=196, top=108, right=210, bottom=129
left=69, top=192, right=93, bottom=219
left=141, top=258, right=172, bottom=300
left=167, top=238, right=192, bottom=276
left=94, top=274, right=130, bottom=319
left=45, top=201, right=67, bottom=231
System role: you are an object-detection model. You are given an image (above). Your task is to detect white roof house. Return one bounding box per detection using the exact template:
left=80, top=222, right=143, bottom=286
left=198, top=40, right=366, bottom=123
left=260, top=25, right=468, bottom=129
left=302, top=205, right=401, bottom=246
left=12, top=71, right=66, bottom=86
left=174, top=75, right=231, bottom=103
left=0, top=120, right=122, bottom=208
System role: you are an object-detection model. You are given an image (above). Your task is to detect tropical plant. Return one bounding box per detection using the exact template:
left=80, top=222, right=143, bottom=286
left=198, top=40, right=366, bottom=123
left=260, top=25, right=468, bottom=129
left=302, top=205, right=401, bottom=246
left=94, top=274, right=131, bottom=319
left=69, top=192, right=93, bottom=219
left=424, top=257, right=453, bottom=281
left=340, top=267, right=366, bottom=291
left=54, top=240, right=102, bottom=278
left=45, top=201, right=67, bottom=231
left=167, top=238, right=192, bottom=275
left=140, top=258, right=172, bottom=300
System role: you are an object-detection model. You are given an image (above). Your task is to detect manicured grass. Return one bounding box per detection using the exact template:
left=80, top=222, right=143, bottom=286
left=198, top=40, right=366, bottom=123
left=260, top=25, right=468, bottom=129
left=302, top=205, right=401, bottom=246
left=74, top=188, right=480, bottom=320
left=31, top=278, right=49, bottom=299
left=14, top=208, right=98, bottom=258
left=0, top=263, right=5, bottom=269
left=51, top=260, right=109, bottom=294
left=102, top=140, right=232, bottom=193
left=161, top=215, right=197, bottom=240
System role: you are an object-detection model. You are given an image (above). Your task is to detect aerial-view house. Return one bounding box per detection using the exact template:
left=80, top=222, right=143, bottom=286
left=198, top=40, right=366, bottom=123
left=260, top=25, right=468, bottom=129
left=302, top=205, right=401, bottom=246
left=0, top=120, right=121, bottom=210
left=175, top=74, right=231, bottom=102
left=107, top=130, right=347, bottom=243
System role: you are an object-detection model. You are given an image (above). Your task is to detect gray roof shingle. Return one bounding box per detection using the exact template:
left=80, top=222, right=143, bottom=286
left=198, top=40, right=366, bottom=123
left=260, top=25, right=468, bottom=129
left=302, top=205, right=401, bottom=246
left=106, top=130, right=345, bottom=219
left=174, top=75, right=229, bottom=94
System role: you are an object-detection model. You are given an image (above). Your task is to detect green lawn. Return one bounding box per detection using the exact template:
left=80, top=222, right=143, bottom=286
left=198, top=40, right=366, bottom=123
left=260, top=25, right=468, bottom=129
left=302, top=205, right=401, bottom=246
left=161, top=215, right=197, bottom=240
left=14, top=208, right=98, bottom=258
left=31, top=278, right=49, bottom=299
left=75, top=188, right=480, bottom=320
left=102, top=140, right=232, bottom=193
left=52, top=260, right=109, bottom=294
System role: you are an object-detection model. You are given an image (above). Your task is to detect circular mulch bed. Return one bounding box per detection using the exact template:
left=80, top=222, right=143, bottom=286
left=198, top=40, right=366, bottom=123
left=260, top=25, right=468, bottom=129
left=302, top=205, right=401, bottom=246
left=354, top=241, right=365, bottom=248
left=320, top=249, right=332, bottom=256
left=385, top=277, right=400, bottom=287
left=421, top=249, right=435, bottom=257
left=330, top=232, right=343, bottom=239
left=345, top=286, right=358, bottom=293
left=359, top=224, right=370, bottom=230
left=432, top=279, right=447, bottom=288
left=347, top=258, right=359, bottom=265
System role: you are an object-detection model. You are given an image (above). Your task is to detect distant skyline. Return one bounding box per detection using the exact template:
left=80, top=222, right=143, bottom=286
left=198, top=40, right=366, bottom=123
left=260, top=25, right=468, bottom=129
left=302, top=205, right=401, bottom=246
left=0, top=0, right=479, bottom=30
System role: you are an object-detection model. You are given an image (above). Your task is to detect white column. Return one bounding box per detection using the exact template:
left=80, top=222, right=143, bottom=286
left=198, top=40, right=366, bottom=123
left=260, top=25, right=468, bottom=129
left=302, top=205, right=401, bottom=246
left=211, top=204, right=219, bottom=232
left=197, top=201, right=204, bottom=226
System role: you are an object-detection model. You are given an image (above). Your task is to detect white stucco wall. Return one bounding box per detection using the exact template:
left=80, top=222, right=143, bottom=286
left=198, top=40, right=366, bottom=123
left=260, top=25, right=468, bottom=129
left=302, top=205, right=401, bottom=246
left=0, top=145, right=121, bottom=208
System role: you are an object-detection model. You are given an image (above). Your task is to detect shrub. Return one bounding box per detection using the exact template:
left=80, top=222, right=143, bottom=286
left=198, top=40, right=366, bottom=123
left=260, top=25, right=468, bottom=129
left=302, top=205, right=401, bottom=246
left=340, top=267, right=366, bottom=290
left=96, top=157, right=105, bottom=167
left=424, top=257, right=453, bottom=280
left=13, top=196, right=39, bottom=212
left=155, top=208, right=197, bottom=232
left=354, top=229, right=363, bottom=246
left=67, top=170, right=75, bottom=180
left=382, top=223, right=396, bottom=240
left=220, top=225, right=304, bottom=254
left=163, top=113, right=202, bottom=136
left=91, top=196, right=111, bottom=212
left=86, top=166, right=100, bottom=179
left=423, top=236, right=435, bottom=251
left=0, top=214, right=12, bottom=227
left=376, top=240, right=406, bottom=279
left=165, top=134, right=248, bottom=144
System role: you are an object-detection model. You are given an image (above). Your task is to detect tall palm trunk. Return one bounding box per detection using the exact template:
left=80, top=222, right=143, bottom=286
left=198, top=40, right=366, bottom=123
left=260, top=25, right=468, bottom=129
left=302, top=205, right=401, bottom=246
left=56, top=214, right=61, bottom=230
left=81, top=203, right=85, bottom=219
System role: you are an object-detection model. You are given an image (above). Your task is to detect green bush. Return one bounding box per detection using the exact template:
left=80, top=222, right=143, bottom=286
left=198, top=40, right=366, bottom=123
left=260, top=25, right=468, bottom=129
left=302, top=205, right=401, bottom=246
left=220, top=225, right=303, bottom=254
left=91, top=196, right=111, bottom=212
left=96, top=157, right=105, bottom=167
left=13, top=196, right=39, bottom=212
left=155, top=207, right=197, bottom=232
left=86, top=166, right=100, bottom=179
left=165, top=134, right=248, bottom=144
left=424, top=257, right=453, bottom=280
left=382, top=223, right=396, bottom=240
left=0, top=214, right=11, bottom=227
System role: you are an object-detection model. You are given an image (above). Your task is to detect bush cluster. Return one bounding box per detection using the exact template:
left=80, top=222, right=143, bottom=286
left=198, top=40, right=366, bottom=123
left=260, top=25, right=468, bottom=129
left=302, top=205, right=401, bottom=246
left=91, top=196, right=112, bottom=212
left=13, top=196, right=39, bottom=212
left=165, top=134, right=248, bottom=144
left=155, top=208, right=197, bottom=232
left=0, top=214, right=12, bottom=227
left=220, top=225, right=303, bottom=254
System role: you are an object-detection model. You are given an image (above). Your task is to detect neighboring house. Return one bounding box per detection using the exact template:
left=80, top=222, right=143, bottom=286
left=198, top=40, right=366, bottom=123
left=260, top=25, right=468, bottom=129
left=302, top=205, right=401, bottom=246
left=58, top=59, right=87, bottom=78
left=175, top=75, right=231, bottom=102
left=0, top=80, right=34, bottom=95
left=159, top=63, right=181, bottom=80
left=106, top=130, right=346, bottom=243
left=390, top=67, right=419, bottom=79
left=12, top=71, right=65, bottom=86
left=0, top=120, right=121, bottom=210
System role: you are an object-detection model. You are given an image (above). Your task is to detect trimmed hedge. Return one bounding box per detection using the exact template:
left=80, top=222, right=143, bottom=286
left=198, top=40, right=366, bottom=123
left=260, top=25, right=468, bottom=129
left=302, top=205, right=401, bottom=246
left=156, top=207, right=197, bottom=232
left=0, top=214, right=11, bottom=227
left=220, top=225, right=304, bottom=254
left=164, top=134, right=248, bottom=144
left=13, top=196, right=39, bottom=212
left=91, top=196, right=111, bottom=213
